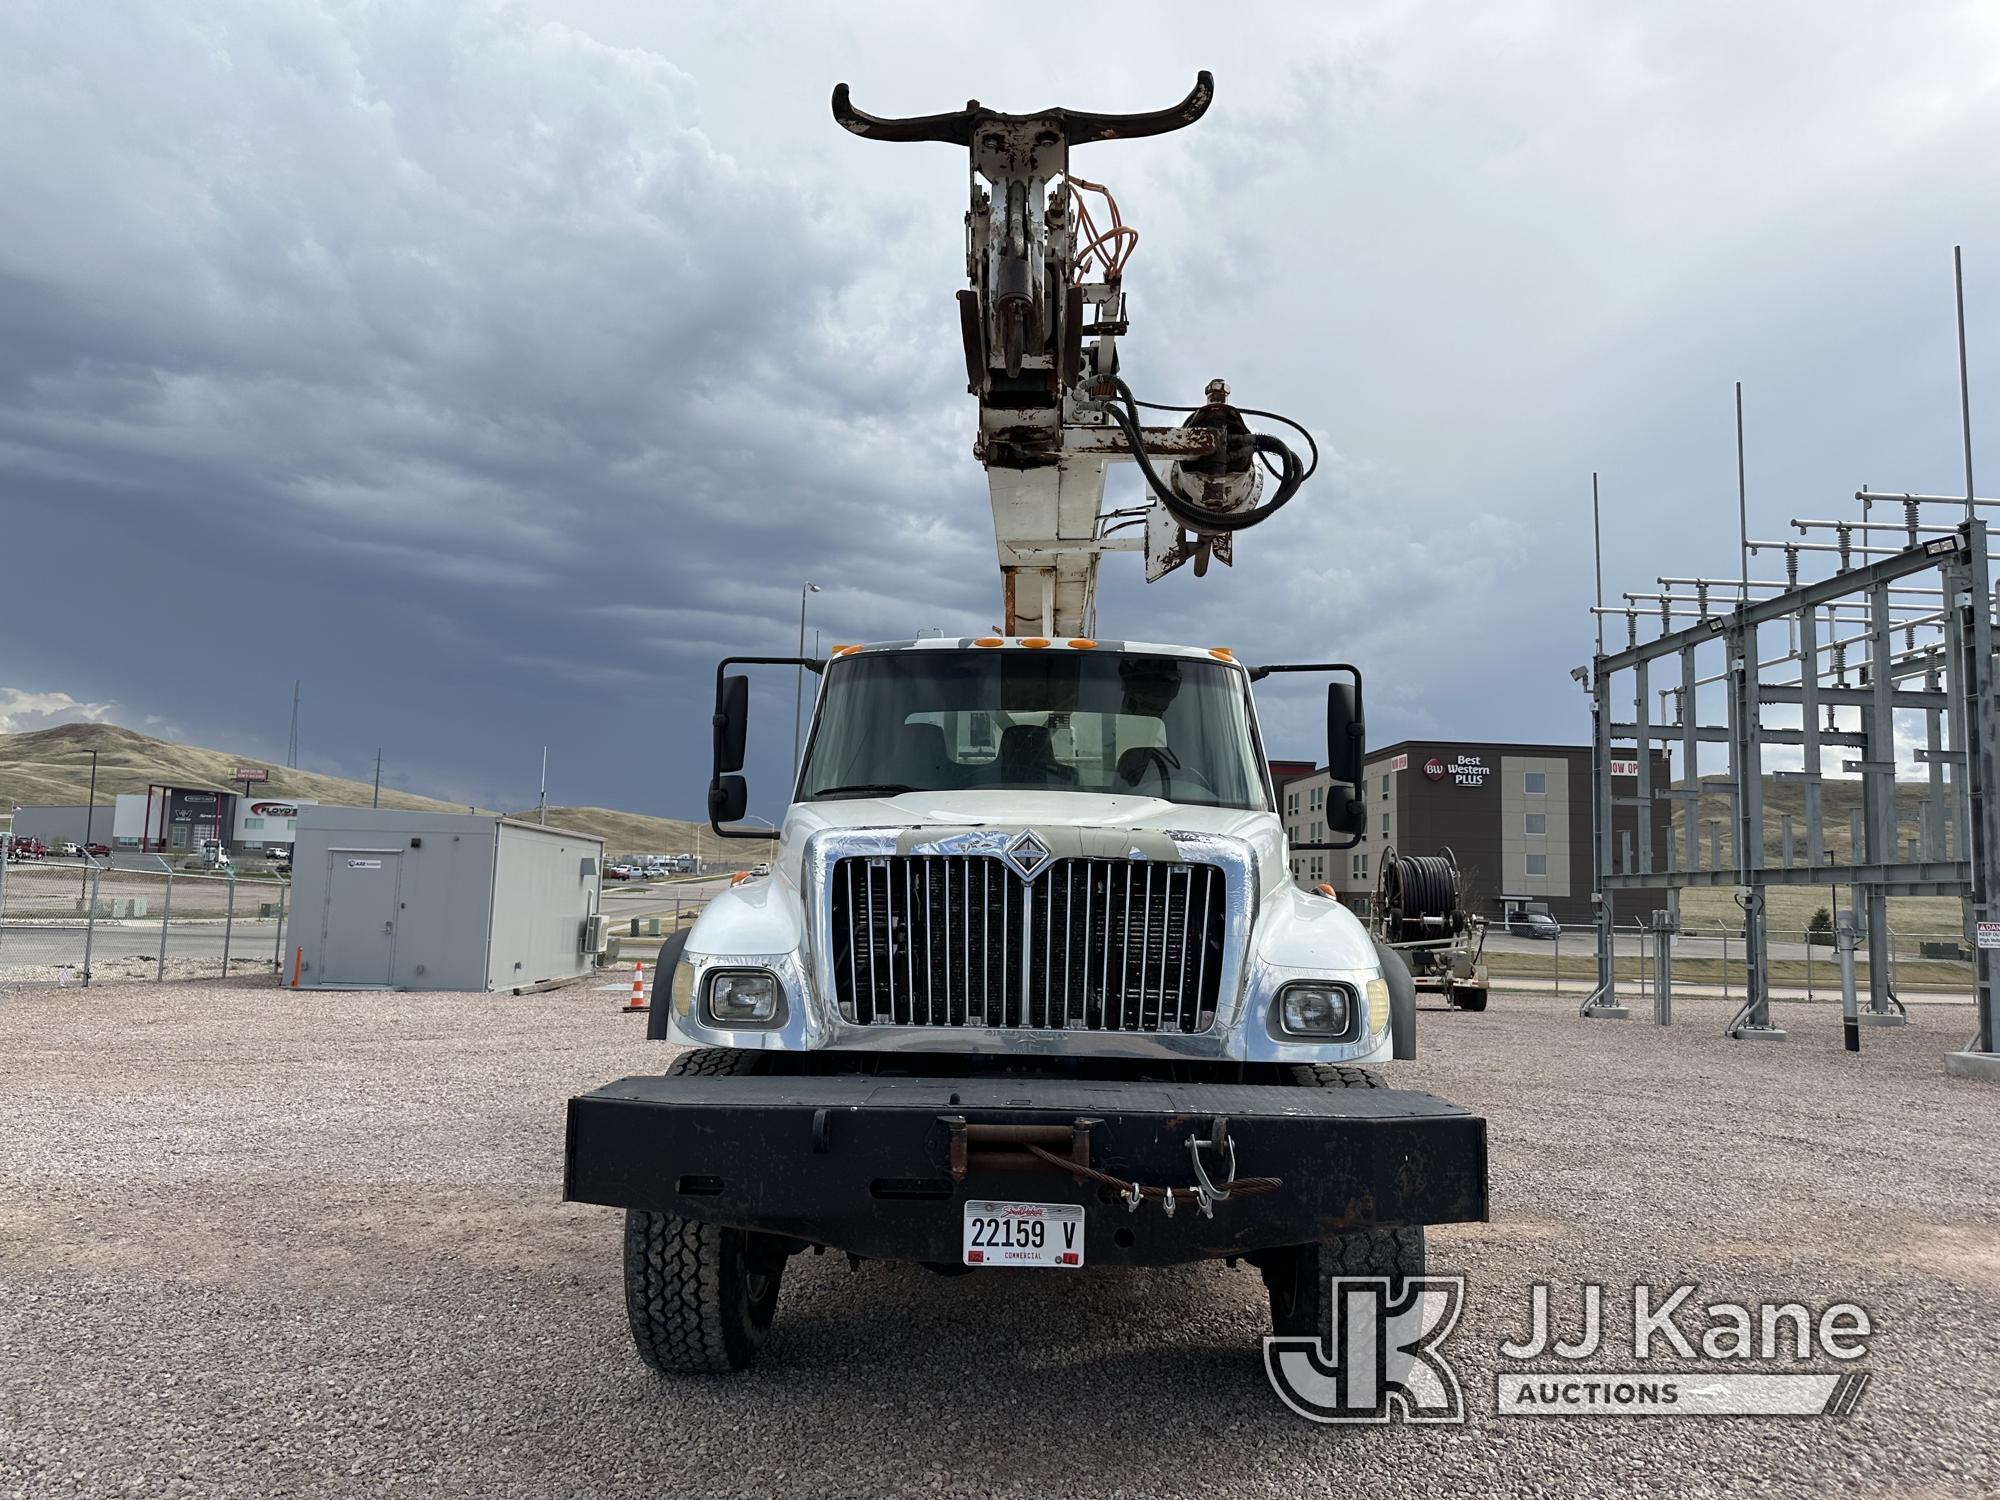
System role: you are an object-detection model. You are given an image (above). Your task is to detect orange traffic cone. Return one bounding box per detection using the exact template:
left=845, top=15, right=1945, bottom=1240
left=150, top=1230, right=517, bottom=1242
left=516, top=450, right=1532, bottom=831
left=624, top=960, right=648, bottom=1013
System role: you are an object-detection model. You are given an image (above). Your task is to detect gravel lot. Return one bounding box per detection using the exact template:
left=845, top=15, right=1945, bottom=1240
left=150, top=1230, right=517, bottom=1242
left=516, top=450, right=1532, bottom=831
left=2, top=980, right=1994, bottom=1499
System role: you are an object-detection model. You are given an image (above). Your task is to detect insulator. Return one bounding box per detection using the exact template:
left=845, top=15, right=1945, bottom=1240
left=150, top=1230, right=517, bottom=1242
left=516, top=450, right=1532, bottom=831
left=1905, top=496, right=1920, bottom=546
left=1785, top=546, right=1800, bottom=588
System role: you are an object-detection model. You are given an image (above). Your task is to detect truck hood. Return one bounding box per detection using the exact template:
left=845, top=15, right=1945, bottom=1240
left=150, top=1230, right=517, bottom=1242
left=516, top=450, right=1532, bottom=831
left=781, top=790, right=1289, bottom=897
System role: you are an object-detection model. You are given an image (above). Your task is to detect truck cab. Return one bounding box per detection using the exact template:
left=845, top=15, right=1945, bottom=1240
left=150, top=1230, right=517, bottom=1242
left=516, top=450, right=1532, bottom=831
left=565, top=637, right=1488, bottom=1373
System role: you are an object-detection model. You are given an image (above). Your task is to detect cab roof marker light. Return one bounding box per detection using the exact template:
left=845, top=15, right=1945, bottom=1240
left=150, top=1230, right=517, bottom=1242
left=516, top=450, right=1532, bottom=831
left=1067, top=638, right=1097, bottom=649
left=974, top=636, right=1004, bottom=648
left=1209, top=647, right=1234, bottom=661
left=1021, top=637, right=1050, bottom=649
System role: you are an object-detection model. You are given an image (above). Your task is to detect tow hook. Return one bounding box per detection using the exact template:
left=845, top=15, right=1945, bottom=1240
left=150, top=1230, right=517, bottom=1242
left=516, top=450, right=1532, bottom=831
left=1186, top=1123, right=1240, bottom=1219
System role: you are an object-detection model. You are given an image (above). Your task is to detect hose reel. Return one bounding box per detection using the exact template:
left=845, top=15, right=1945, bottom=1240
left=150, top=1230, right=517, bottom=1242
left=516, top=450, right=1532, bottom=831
left=1375, top=846, right=1467, bottom=944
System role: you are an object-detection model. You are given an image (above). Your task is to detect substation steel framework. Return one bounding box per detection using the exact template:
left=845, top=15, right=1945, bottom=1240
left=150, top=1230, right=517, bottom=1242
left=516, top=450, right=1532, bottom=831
left=1581, top=501, right=2000, bottom=1078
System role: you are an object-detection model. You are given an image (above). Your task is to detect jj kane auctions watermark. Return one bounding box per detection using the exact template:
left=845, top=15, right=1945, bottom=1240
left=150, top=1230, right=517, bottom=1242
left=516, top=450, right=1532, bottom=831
left=1265, top=1279, right=1874, bottom=1423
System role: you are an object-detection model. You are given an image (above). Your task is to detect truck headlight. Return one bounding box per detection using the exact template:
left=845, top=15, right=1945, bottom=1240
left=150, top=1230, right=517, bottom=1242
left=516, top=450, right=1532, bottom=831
left=1277, top=983, right=1353, bottom=1038
left=704, top=969, right=784, bottom=1027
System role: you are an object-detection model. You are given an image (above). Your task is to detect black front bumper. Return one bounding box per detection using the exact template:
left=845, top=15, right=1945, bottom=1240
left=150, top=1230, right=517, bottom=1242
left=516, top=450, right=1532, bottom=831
left=565, top=1073, right=1487, bottom=1266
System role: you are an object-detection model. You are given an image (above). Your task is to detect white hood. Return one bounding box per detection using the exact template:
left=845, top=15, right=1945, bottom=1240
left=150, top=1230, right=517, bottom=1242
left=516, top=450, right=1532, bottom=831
left=780, top=789, right=1289, bottom=897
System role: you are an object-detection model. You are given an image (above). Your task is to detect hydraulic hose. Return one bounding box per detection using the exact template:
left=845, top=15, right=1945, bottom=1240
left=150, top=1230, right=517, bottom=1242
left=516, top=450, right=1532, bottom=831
left=1102, top=378, right=1309, bottom=535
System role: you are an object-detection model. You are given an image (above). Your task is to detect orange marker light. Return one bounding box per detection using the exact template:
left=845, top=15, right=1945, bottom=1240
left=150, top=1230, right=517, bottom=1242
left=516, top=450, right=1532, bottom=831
left=1022, top=637, right=1050, bottom=649
left=974, top=636, right=1004, bottom=648
left=1208, top=647, right=1235, bottom=661
left=1067, top=638, right=1097, bottom=650
left=1316, top=883, right=1337, bottom=898
left=831, top=643, right=863, bottom=657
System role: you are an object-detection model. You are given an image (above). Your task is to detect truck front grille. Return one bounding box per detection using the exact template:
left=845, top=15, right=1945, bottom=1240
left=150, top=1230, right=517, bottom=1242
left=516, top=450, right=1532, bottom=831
left=828, top=855, right=1225, bottom=1033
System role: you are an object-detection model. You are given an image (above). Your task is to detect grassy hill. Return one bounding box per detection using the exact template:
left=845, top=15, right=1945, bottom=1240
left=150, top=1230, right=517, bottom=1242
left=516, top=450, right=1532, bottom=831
left=1667, top=773, right=1965, bottom=933
left=0, top=722, right=731, bottom=864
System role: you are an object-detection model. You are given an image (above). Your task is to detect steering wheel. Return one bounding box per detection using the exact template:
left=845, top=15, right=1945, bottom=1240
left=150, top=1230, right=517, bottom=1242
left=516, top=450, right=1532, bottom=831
left=1116, top=745, right=1181, bottom=789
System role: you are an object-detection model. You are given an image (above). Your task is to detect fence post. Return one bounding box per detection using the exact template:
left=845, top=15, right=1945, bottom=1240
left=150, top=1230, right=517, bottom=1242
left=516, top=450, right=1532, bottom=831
left=0, top=841, right=9, bottom=959
left=272, top=882, right=288, bottom=974
left=1553, top=928, right=1561, bottom=996
left=81, top=864, right=102, bottom=987
left=1805, top=928, right=1814, bottom=1004
left=221, top=869, right=237, bottom=978
left=1722, top=930, right=1731, bottom=1003
left=158, top=868, right=174, bottom=981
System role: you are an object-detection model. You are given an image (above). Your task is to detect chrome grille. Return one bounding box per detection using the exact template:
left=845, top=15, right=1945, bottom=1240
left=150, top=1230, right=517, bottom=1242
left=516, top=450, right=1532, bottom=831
left=829, top=855, right=1225, bottom=1032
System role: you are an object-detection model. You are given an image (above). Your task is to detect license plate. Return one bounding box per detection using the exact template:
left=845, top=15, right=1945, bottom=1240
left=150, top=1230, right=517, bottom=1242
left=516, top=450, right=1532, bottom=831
left=962, top=1200, right=1085, bottom=1268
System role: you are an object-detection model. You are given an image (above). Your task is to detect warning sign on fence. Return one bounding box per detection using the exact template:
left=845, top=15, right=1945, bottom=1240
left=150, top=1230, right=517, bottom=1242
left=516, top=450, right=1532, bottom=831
left=1977, top=922, right=2000, bottom=951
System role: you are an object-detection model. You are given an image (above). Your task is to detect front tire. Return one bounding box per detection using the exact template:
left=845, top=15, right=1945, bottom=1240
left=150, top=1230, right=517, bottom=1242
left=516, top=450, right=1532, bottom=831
left=1265, top=1062, right=1427, bottom=1341
left=622, top=1047, right=788, bottom=1374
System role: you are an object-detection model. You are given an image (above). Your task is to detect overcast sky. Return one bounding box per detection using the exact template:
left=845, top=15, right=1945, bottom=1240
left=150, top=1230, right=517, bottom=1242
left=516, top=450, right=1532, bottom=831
left=3, top=1, right=1995, bottom=817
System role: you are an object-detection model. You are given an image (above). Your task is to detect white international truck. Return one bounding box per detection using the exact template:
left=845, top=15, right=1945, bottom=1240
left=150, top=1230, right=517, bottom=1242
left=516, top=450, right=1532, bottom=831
left=564, top=74, right=1488, bottom=1374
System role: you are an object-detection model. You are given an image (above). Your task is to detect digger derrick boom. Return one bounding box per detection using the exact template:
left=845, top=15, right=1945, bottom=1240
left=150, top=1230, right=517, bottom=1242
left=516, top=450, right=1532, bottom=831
left=833, top=73, right=1311, bottom=638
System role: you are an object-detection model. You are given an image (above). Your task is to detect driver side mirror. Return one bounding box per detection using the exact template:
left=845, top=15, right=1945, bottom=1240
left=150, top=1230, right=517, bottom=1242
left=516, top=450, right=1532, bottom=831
left=1326, top=680, right=1364, bottom=786
left=1324, top=679, right=1366, bottom=838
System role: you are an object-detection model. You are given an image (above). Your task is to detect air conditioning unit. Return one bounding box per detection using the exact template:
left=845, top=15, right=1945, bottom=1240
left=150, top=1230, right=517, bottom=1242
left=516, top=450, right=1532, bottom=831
left=581, top=913, right=609, bottom=956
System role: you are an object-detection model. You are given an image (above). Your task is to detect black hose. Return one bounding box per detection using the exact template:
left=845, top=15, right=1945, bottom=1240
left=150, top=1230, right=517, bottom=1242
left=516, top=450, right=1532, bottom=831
left=1126, top=395, right=1320, bottom=483
left=1104, top=379, right=1309, bottom=535
left=1377, top=849, right=1463, bottom=944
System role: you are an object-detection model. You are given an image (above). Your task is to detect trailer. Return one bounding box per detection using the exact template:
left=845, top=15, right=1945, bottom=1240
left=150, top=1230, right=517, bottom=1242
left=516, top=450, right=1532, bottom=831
left=1373, top=847, right=1489, bottom=1011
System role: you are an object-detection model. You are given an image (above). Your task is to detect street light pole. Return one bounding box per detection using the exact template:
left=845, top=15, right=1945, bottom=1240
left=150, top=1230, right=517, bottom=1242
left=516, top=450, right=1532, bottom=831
left=793, top=581, right=822, bottom=779
left=80, top=749, right=99, bottom=899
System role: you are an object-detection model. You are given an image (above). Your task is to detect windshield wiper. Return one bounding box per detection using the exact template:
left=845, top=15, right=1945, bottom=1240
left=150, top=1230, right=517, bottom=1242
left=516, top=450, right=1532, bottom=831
left=807, top=783, right=919, bottom=800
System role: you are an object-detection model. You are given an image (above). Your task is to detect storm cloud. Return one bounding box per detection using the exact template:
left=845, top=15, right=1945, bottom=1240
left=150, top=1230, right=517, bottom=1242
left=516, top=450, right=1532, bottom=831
left=3, top=1, right=1995, bottom=815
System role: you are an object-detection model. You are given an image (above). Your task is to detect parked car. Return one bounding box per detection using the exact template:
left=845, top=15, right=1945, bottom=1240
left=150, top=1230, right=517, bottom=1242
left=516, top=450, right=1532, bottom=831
left=1516, top=912, right=1562, bottom=940
left=603, top=864, right=632, bottom=881
left=56, top=841, right=81, bottom=857
left=85, top=842, right=111, bottom=857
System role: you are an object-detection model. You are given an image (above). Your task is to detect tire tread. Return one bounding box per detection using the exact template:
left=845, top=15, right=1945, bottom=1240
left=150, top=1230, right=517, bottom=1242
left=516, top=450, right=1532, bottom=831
left=623, top=1047, right=775, bottom=1375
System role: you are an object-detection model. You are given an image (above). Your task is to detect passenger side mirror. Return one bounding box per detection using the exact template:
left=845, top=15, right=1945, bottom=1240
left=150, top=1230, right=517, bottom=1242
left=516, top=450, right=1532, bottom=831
left=707, top=654, right=823, bottom=841
left=709, top=774, right=748, bottom=824
left=715, top=674, right=750, bottom=774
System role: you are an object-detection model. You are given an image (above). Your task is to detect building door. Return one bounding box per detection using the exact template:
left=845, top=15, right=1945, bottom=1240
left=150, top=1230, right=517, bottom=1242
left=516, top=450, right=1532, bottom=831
left=319, top=852, right=401, bottom=986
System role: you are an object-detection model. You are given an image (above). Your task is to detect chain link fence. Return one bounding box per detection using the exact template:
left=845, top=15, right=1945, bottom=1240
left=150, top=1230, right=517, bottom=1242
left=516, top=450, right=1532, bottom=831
left=0, top=857, right=289, bottom=985
left=1481, top=914, right=1977, bottom=1000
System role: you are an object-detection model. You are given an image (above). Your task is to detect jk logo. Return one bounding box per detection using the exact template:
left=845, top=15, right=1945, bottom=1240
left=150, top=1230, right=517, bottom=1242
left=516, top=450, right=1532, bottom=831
left=1264, top=1276, right=1468, bottom=1424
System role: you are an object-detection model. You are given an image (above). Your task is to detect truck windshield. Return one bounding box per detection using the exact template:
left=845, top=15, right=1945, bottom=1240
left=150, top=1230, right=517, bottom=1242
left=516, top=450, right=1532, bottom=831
left=799, top=650, right=1267, bottom=810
